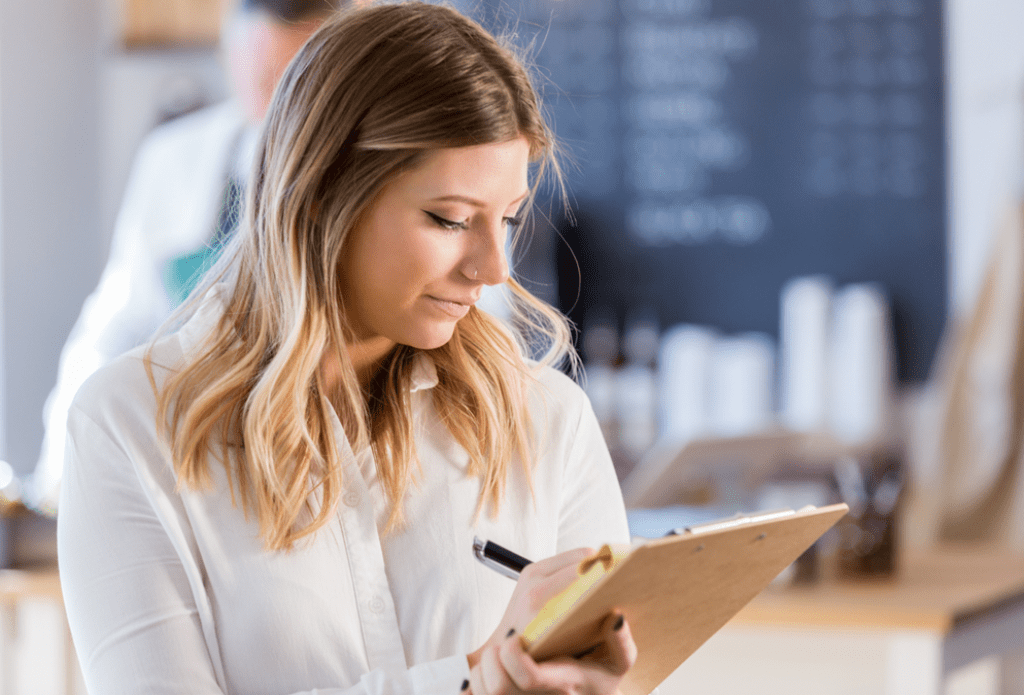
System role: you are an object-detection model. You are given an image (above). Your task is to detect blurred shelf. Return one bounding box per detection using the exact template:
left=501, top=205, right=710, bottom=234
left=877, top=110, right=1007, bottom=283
left=122, top=0, right=221, bottom=50
left=622, top=430, right=851, bottom=509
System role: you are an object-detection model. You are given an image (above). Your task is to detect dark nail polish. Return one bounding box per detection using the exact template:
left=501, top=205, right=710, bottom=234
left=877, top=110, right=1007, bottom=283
left=506, top=628, right=516, bottom=638
left=613, top=614, right=624, bottom=631
left=461, top=678, right=469, bottom=691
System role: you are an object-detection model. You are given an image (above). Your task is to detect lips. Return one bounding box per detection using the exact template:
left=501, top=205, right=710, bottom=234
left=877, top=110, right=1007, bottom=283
left=426, top=295, right=474, bottom=319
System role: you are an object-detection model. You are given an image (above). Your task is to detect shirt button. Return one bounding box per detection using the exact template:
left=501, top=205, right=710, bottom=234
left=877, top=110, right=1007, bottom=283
left=369, top=596, right=386, bottom=614
left=343, top=492, right=360, bottom=507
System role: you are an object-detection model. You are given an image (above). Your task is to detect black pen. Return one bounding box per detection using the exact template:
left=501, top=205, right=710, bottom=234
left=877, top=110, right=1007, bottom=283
left=472, top=537, right=533, bottom=580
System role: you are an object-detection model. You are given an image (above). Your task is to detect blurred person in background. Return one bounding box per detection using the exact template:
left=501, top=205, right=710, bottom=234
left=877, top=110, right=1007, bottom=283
left=28, top=0, right=337, bottom=513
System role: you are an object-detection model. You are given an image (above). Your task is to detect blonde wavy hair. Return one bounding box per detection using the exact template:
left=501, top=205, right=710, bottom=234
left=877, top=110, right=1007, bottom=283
left=150, top=2, right=574, bottom=551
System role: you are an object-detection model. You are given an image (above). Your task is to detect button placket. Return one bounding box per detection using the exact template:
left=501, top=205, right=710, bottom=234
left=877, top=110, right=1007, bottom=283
left=368, top=596, right=386, bottom=614
left=327, top=407, right=408, bottom=672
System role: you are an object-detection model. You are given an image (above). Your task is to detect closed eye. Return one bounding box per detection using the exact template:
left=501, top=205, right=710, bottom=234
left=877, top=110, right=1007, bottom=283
left=504, top=216, right=523, bottom=229
left=424, top=210, right=468, bottom=231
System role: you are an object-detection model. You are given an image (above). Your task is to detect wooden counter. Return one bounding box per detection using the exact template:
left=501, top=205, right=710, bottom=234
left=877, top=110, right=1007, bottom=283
left=0, top=565, right=61, bottom=604
left=0, top=564, right=81, bottom=695
left=737, top=547, right=1024, bottom=633
left=662, top=546, right=1024, bottom=695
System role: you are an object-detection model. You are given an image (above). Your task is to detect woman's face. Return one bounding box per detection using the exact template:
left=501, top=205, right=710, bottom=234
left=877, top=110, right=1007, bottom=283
left=340, top=138, right=530, bottom=365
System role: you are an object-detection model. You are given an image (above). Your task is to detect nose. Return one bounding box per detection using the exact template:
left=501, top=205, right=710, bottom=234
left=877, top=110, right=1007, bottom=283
left=468, top=222, right=510, bottom=286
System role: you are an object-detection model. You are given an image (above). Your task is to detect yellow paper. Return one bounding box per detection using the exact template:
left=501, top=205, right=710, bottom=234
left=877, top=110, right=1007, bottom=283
left=522, top=544, right=632, bottom=646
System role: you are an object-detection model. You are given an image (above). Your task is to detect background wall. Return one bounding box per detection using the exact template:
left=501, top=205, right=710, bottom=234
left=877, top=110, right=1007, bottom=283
left=1, top=0, right=1024, bottom=477
left=0, top=0, right=223, bottom=477
left=0, top=0, right=104, bottom=476
left=946, top=0, right=1024, bottom=316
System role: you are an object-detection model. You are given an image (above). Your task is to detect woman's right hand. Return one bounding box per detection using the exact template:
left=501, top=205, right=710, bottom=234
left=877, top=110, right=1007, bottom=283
left=465, top=547, right=637, bottom=694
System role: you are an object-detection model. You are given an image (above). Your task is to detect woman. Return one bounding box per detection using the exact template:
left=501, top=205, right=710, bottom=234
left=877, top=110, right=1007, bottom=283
left=58, top=4, right=635, bottom=694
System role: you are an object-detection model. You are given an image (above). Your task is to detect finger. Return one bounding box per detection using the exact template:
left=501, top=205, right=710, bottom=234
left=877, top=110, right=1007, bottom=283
left=600, top=612, right=637, bottom=677
left=469, top=662, right=489, bottom=695
left=519, top=560, right=592, bottom=619
left=519, top=547, right=593, bottom=579
left=498, top=631, right=543, bottom=691
left=537, top=558, right=588, bottom=596
left=480, top=644, right=514, bottom=695
left=501, top=636, right=607, bottom=694
left=521, top=656, right=596, bottom=693
left=568, top=659, right=621, bottom=695
left=538, top=651, right=631, bottom=695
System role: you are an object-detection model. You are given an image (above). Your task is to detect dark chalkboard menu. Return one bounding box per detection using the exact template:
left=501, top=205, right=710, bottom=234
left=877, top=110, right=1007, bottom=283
left=483, top=0, right=946, bottom=381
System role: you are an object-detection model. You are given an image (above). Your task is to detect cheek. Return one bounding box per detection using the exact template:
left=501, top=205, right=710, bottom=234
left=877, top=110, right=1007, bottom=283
left=415, top=234, right=467, bottom=275
left=352, top=237, right=421, bottom=305
left=349, top=207, right=463, bottom=306
left=388, top=235, right=457, bottom=285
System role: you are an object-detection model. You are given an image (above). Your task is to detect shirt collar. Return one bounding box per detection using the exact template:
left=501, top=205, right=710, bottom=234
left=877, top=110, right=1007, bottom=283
left=409, top=353, right=439, bottom=393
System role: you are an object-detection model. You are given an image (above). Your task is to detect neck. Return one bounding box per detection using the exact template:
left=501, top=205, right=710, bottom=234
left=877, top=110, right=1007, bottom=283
left=321, top=336, right=397, bottom=394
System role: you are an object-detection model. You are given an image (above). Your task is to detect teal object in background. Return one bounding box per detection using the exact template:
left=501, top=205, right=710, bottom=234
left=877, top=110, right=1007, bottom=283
left=163, top=176, right=242, bottom=307
left=164, top=244, right=225, bottom=308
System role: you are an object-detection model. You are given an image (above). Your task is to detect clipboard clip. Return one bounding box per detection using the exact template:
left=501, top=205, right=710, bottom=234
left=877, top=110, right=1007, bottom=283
left=666, top=507, right=799, bottom=537
left=578, top=544, right=619, bottom=573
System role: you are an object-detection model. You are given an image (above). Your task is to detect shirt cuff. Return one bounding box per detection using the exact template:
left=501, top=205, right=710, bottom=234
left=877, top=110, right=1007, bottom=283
left=409, top=654, right=472, bottom=695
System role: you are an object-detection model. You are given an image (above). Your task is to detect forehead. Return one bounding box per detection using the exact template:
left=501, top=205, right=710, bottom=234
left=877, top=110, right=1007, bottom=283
left=389, top=139, right=531, bottom=204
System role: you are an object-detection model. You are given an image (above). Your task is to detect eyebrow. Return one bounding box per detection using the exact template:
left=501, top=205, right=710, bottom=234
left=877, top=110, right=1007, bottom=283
left=428, top=191, right=530, bottom=209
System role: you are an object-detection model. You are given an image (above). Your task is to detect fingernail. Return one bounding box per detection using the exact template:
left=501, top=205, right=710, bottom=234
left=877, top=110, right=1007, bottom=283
left=506, top=628, right=516, bottom=638
left=613, top=614, right=624, bottom=631
left=461, top=678, right=469, bottom=691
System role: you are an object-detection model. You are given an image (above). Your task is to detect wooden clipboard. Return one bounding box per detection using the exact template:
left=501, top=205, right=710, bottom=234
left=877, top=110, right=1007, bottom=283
left=522, top=504, right=849, bottom=695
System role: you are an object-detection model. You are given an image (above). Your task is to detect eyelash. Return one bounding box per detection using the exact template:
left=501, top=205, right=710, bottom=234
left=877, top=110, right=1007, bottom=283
left=424, top=211, right=524, bottom=231
left=425, top=211, right=468, bottom=231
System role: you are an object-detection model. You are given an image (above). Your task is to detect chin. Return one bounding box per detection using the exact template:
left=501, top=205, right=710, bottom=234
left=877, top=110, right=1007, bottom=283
left=402, top=323, right=459, bottom=351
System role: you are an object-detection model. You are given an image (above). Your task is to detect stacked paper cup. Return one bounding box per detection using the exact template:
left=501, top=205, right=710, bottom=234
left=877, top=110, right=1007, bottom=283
left=658, top=325, right=716, bottom=443
left=616, top=317, right=661, bottom=463
left=657, top=327, right=777, bottom=442
left=828, top=283, right=894, bottom=446
left=779, top=275, right=895, bottom=447
left=708, top=333, right=775, bottom=438
left=625, top=274, right=895, bottom=508
left=780, top=276, right=833, bottom=433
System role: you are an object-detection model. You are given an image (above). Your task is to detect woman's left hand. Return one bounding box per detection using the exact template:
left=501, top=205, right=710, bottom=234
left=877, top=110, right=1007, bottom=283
left=467, top=611, right=637, bottom=695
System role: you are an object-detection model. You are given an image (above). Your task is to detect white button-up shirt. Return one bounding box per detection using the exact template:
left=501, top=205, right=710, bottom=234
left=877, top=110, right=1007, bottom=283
left=58, top=287, right=630, bottom=695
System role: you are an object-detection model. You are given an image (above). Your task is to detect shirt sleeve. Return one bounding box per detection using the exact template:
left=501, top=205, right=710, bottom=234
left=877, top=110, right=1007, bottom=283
left=555, top=390, right=631, bottom=551
left=59, top=405, right=473, bottom=695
